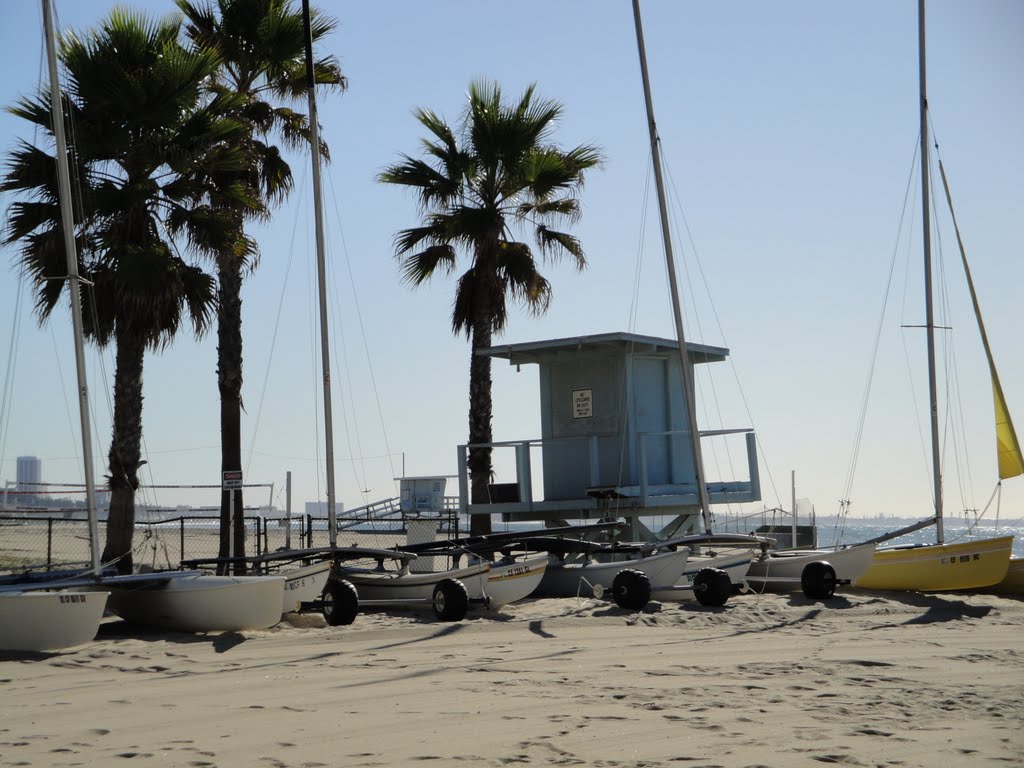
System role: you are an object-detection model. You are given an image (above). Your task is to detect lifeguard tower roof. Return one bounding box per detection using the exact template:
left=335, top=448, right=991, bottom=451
left=479, top=332, right=728, bottom=366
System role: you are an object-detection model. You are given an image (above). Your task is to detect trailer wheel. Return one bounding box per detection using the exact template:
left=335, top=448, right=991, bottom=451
left=611, top=568, right=651, bottom=611
left=321, top=579, right=359, bottom=626
left=693, top=568, right=731, bottom=606
left=433, top=578, right=469, bottom=621
left=801, top=561, right=837, bottom=600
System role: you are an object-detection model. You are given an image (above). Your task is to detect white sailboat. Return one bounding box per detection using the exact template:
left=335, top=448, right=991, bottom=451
left=627, top=0, right=772, bottom=604
left=0, top=0, right=109, bottom=652
left=104, top=573, right=285, bottom=633
left=536, top=546, right=687, bottom=602
left=855, top=0, right=1016, bottom=591
left=745, top=473, right=876, bottom=591
left=0, top=590, right=109, bottom=653
left=484, top=553, right=548, bottom=609
left=2, top=1, right=285, bottom=637
left=294, top=0, right=471, bottom=622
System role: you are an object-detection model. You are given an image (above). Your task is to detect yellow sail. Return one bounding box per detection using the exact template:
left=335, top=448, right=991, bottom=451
left=938, top=159, right=1024, bottom=480
left=993, top=376, right=1024, bottom=479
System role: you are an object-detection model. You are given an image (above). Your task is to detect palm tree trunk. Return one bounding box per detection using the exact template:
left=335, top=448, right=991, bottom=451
left=468, top=317, right=493, bottom=536
left=217, top=259, right=246, bottom=574
left=102, top=329, right=146, bottom=575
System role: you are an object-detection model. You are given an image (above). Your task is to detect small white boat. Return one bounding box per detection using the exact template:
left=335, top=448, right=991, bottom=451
left=537, top=547, right=688, bottom=598
left=281, top=560, right=332, bottom=614
left=650, top=549, right=754, bottom=602
left=106, top=574, right=285, bottom=632
left=745, top=542, right=877, bottom=592
left=337, top=561, right=491, bottom=603
left=482, top=554, right=548, bottom=609
left=0, top=591, right=109, bottom=652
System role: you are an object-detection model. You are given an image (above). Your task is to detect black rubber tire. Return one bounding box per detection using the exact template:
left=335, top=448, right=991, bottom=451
left=611, top=568, right=651, bottom=611
left=801, top=560, right=837, bottom=600
left=321, top=579, right=359, bottom=626
left=432, top=578, right=469, bottom=621
left=693, top=567, right=732, bottom=607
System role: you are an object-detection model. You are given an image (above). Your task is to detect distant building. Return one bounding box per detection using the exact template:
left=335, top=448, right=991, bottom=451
left=16, top=455, right=42, bottom=493
left=304, top=501, right=344, bottom=517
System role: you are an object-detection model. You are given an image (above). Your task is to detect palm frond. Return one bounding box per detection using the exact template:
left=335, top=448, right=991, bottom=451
left=381, top=80, right=600, bottom=343
left=498, top=241, right=552, bottom=315
left=534, top=225, right=586, bottom=269
left=379, top=155, right=460, bottom=207
left=398, top=244, right=457, bottom=286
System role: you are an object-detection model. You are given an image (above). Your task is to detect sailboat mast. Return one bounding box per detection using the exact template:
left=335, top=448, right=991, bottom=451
left=631, top=0, right=713, bottom=534
left=917, top=0, right=944, bottom=543
left=301, top=0, right=338, bottom=546
left=42, top=0, right=101, bottom=576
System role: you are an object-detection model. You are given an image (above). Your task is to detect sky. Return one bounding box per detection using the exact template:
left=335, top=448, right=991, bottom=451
left=0, top=1, right=1021, bottom=530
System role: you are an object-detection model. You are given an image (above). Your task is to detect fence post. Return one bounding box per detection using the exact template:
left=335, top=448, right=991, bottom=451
left=179, top=517, right=185, bottom=567
left=47, top=518, right=53, bottom=569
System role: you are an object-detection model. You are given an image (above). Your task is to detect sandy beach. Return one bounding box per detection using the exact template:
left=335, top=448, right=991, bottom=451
left=1, top=589, right=1021, bottom=767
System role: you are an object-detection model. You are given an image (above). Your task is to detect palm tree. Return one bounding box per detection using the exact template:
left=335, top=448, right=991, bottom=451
left=176, top=0, right=346, bottom=567
left=2, top=10, right=250, bottom=573
left=379, top=81, right=602, bottom=535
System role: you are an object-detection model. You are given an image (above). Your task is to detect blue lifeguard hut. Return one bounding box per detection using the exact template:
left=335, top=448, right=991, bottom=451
left=456, top=332, right=761, bottom=537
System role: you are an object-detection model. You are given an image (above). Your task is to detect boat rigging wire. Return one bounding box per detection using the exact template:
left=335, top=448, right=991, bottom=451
left=0, top=278, right=25, bottom=476
left=837, top=135, right=921, bottom=542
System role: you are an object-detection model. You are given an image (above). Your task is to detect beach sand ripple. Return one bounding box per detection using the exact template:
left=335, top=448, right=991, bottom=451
left=1, top=590, right=1021, bottom=767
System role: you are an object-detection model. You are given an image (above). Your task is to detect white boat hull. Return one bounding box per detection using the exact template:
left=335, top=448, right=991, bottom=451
left=338, top=562, right=491, bottom=603
left=536, top=548, right=688, bottom=597
left=0, top=591, right=109, bottom=652
left=745, top=543, right=877, bottom=591
left=281, top=560, right=332, bottom=613
left=483, top=554, right=547, bottom=608
left=106, top=575, right=285, bottom=632
left=650, top=549, right=754, bottom=601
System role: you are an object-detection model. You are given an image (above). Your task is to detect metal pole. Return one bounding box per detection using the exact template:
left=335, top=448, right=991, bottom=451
left=285, top=471, right=292, bottom=550
left=791, top=470, right=797, bottom=548
left=301, top=0, right=338, bottom=547
left=42, top=0, right=101, bottom=576
left=631, top=0, right=714, bottom=534
left=918, top=0, right=943, bottom=543
left=228, top=489, right=235, bottom=565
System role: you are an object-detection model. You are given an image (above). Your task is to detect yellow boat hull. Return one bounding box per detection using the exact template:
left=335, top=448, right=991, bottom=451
left=856, top=535, right=1013, bottom=592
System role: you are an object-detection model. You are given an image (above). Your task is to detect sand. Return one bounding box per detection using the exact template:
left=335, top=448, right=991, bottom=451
left=1, top=589, right=1021, bottom=767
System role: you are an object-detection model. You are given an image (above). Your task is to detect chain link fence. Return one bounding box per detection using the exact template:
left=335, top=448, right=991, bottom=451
left=2, top=495, right=463, bottom=576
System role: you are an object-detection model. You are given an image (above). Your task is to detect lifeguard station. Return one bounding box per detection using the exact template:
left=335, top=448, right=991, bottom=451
left=456, top=332, right=761, bottom=539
